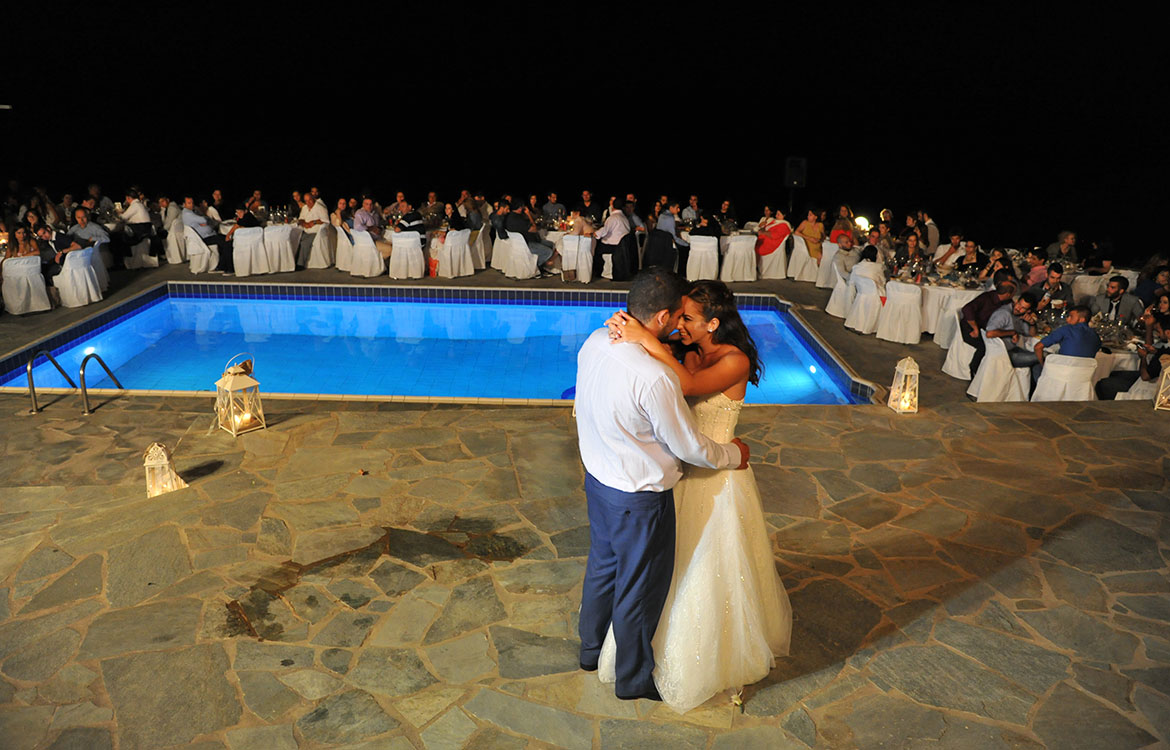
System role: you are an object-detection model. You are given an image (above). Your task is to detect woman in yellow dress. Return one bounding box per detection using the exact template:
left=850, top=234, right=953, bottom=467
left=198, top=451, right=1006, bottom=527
left=795, top=209, right=825, bottom=262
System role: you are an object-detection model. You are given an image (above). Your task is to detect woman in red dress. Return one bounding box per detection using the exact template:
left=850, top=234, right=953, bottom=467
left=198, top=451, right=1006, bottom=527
left=755, top=206, right=791, bottom=256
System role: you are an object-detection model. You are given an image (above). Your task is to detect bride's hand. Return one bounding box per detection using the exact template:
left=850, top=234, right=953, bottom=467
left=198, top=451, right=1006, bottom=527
left=607, top=310, right=658, bottom=349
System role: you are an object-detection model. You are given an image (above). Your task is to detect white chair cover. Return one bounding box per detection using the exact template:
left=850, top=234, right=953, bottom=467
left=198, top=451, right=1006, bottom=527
left=844, top=276, right=882, bottom=334
left=231, top=227, right=268, bottom=278
left=185, top=226, right=219, bottom=274
left=561, top=235, right=595, bottom=283
left=815, top=241, right=839, bottom=288
left=469, top=228, right=488, bottom=270
left=1031, top=354, right=1097, bottom=402
left=55, top=247, right=103, bottom=307
left=1116, top=377, right=1158, bottom=401
left=503, top=234, right=538, bottom=280
left=438, top=229, right=474, bottom=278
left=686, top=236, right=719, bottom=281
left=2, top=256, right=51, bottom=315
left=349, top=230, right=386, bottom=278
left=124, top=236, right=158, bottom=269
left=942, top=312, right=976, bottom=380
left=787, top=235, right=819, bottom=282
left=967, top=333, right=1030, bottom=402
left=90, top=239, right=110, bottom=292
left=165, top=224, right=186, bottom=264
left=825, top=263, right=853, bottom=318
left=262, top=225, right=298, bottom=273
left=307, top=225, right=336, bottom=269
left=757, top=242, right=787, bottom=279
left=719, top=235, right=757, bottom=282
left=334, top=225, right=353, bottom=272
left=876, top=281, right=923, bottom=345
left=389, top=231, right=426, bottom=279
left=490, top=229, right=508, bottom=272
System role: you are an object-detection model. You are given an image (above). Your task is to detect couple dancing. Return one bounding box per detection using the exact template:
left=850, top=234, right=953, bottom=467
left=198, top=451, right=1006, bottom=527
left=575, top=269, right=792, bottom=713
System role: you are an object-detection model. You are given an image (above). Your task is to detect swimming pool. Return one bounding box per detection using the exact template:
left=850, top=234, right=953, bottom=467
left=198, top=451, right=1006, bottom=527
left=1, top=283, right=874, bottom=405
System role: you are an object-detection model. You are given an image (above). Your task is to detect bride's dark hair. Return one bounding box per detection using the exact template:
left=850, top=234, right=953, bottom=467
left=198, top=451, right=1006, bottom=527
left=686, top=280, right=763, bottom=386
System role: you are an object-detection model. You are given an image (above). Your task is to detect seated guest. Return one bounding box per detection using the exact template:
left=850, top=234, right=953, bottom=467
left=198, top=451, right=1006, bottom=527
left=465, top=194, right=486, bottom=230
left=576, top=190, right=603, bottom=225
left=895, top=233, right=926, bottom=267
left=1045, top=230, right=1077, bottom=264
left=932, top=230, right=964, bottom=271
left=986, top=291, right=1041, bottom=377
left=875, top=221, right=897, bottom=264
left=331, top=198, right=352, bottom=230
left=829, top=204, right=855, bottom=244
left=920, top=209, right=940, bottom=255
left=542, top=192, right=566, bottom=221
left=208, top=189, right=229, bottom=226
left=795, top=208, right=825, bottom=262
left=86, top=183, right=116, bottom=222
left=181, top=196, right=230, bottom=271
left=849, top=245, right=887, bottom=296
left=56, top=194, right=77, bottom=229
left=1022, top=249, right=1049, bottom=287
left=689, top=212, right=723, bottom=238
left=978, top=248, right=1016, bottom=282
left=1089, top=275, right=1144, bottom=326
left=1146, top=292, right=1170, bottom=344
left=443, top=203, right=467, bottom=230
left=224, top=204, right=262, bottom=241
left=4, top=226, right=42, bottom=260
left=354, top=197, right=393, bottom=257
left=660, top=201, right=687, bottom=270
left=117, top=188, right=154, bottom=245
left=755, top=207, right=792, bottom=258
left=395, top=202, right=426, bottom=236
left=960, top=282, right=1017, bottom=376
left=1134, top=266, right=1170, bottom=307
left=1028, top=262, right=1073, bottom=310
left=67, top=208, right=110, bottom=248
left=681, top=195, right=701, bottom=225
left=1082, top=241, right=1115, bottom=275
left=831, top=232, right=860, bottom=278
left=953, top=240, right=987, bottom=274
left=625, top=194, right=647, bottom=234
left=36, top=225, right=75, bottom=278
left=1034, top=304, right=1101, bottom=380
left=296, top=192, right=330, bottom=265
left=420, top=191, right=444, bottom=229
left=246, top=189, right=268, bottom=221
left=713, top=200, right=737, bottom=232
left=503, top=200, right=558, bottom=276
left=1097, top=341, right=1163, bottom=400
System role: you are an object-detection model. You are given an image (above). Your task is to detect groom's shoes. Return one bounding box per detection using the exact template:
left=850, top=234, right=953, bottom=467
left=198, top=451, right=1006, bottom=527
left=616, top=686, right=663, bottom=702
left=579, top=661, right=598, bottom=673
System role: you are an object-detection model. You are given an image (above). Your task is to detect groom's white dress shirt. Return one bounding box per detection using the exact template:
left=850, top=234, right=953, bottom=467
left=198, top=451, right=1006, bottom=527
left=576, top=328, right=739, bottom=493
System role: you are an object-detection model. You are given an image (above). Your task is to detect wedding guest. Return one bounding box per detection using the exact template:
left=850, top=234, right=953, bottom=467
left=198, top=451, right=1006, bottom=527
left=57, top=194, right=77, bottom=229
left=542, top=191, right=566, bottom=221
left=1046, top=230, right=1078, bottom=264
left=681, top=195, right=700, bottom=224
left=897, top=213, right=920, bottom=245
left=829, top=204, right=855, bottom=244
left=1033, top=304, right=1100, bottom=372
left=395, top=202, right=425, bottom=236
left=1096, top=340, right=1162, bottom=400
left=330, top=198, right=352, bottom=230
left=577, top=190, right=603, bottom=225
left=953, top=240, right=987, bottom=274
left=960, top=282, right=1017, bottom=376
left=755, top=207, right=791, bottom=258
left=660, top=202, right=688, bottom=270
left=208, top=188, right=229, bottom=225
left=1028, top=262, right=1074, bottom=310
left=713, top=200, right=737, bottom=231
left=224, top=203, right=261, bottom=242
left=421, top=191, right=444, bottom=229
left=1021, top=249, right=1049, bottom=286
left=503, top=199, right=557, bottom=276
left=875, top=221, right=897, bottom=264
left=689, top=212, right=722, bottom=238
left=1134, top=266, right=1170, bottom=307
left=35, top=225, right=75, bottom=278
left=795, top=208, right=825, bottom=262
left=848, top=245, right=887, bottom=296
left=66, top=207, right=110, bottom=248
left=296, top=192, right=330, bottom=265
left=986, top=291, right=1041, bottom=376
left=1089, top=276, right=1144, bottom=326
left=757, top=206, right=780, bottom=232
left=1144, top=292, right=1170, bottom=344
left=353, top=197, right=392, bottom=257
left=933, top=229, right=964, bottom=271
left=4, top=226, right=41, bottom=259
left=978, top=248, right=1016, bottom=282
left=443, top=203, right=467, bottom=230
left=920, top=208, right=940, bottom=254
left=86, top=183, right=115, bottom=221
left=181, top=196, right=230, bottom=271
left=832, top=232, right=861, bottom=278
left=895, top=233, right=926, bottom=267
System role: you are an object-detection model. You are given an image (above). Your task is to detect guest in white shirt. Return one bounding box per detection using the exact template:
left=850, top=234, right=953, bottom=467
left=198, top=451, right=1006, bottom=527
left=296, top=192, right=330, bottom=266
left=596, top=205, right=630, bottom=247
left=681, top=195, right=700, bottom=224
left=932, top=229, right=964, bottom=271
left=849, top=245, right=887, bottom=296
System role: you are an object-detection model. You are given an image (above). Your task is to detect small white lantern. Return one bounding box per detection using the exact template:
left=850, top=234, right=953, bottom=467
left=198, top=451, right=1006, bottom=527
left=1156, top=369, right=1170, bottom=412
left=888, top=356, right=920, bottom=414
left=215, top=354, right=266, bottom=436
left=144, top=442, right=188, bottom=497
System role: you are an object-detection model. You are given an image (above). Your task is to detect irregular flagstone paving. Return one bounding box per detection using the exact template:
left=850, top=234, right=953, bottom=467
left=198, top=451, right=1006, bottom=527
left=0, top=394, right=1167, bottom=749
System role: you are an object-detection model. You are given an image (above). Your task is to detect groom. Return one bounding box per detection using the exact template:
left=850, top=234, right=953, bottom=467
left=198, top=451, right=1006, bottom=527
left=575, top=268, right=750, bottom=700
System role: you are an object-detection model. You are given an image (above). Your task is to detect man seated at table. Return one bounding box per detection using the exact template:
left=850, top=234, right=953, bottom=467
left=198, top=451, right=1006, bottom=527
left=932, top=229, right=964, bottom=271
left=832, top=232, right=861, bottom=279
left=1033, top=303, right=1101, bottom=379
left=576, top=190, right=603, bottom=226
left=86, top=183, right=116, bottom=223
left=395, top=202, right=426, bottom=237
left=354, top=197, right=393, bottom=258
left=223, top=203, right=262, bottom=262
left=1089, top=275, right=1144, bottom=327
left=181, top=196, right=232, bottom=272
left=848, top=246, right=886, bottom=297
left=959, top=281, right=1016, bottom=377
left=542, top=192, right=566, bottom=222
left=1046, top=230, right=1077, bottom=264
left=36, top=225, right=76, bottom=278
left=295, top=192, right=330, bottom=266
left=1135, top=266, right=1170, bottom=307
left=420, top=192, right=444, bottom=229
left=681, top=195, right=700, bottom=225
left=66, top=207, right=110, bottom=249
left=986, top=291, right=1041, bottom=381
left=1028, top=262, right=1073, bottom=311
left=502, top=199, right=557, bottom=277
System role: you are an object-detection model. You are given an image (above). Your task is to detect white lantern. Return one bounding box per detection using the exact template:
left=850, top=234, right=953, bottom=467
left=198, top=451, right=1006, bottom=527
left=144, top=442, right=188, bottom=497
left=215, top=354, right=266, bottom=436
left=1156, top=368, right=1170, bottom=412
left=888, top=356, right=920, bottom=414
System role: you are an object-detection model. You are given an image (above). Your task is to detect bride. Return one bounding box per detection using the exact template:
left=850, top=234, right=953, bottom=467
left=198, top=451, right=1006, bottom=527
left=598, top=280, right=792, bottom=712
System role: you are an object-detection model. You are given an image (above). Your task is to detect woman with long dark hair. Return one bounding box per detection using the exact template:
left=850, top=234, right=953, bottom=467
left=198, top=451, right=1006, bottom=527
left=598, top=279, right=790, bottom=713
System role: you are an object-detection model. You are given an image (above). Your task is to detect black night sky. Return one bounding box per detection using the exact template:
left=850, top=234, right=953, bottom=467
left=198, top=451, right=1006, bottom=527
left=3, top=6, right=1163, bottom=262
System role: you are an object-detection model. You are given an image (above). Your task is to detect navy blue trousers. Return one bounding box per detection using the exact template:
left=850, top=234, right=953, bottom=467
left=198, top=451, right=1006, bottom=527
left=578, top=472, right=675, bottom=697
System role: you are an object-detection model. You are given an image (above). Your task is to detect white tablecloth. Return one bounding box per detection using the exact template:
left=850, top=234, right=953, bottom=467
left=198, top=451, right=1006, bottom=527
left=1092, top=349, right=1141, bottom=385
left=919, top=284, right=984, bottom=334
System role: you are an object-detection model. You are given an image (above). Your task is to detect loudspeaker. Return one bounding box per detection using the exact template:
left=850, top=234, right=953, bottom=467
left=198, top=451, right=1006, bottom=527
left=784, top=157, right=807, bottom=188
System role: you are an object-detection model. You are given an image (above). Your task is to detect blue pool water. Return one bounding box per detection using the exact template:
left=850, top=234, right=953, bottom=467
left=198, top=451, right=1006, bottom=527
left=8, top=296, right=861, bottom=404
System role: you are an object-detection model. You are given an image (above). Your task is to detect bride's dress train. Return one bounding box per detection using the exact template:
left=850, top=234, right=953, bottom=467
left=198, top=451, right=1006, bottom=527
left=599, top=391, right=792, bottom=712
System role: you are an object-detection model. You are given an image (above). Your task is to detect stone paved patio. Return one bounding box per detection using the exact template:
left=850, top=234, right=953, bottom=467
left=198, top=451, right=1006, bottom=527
left=1, top=391, right=1167, bottom=749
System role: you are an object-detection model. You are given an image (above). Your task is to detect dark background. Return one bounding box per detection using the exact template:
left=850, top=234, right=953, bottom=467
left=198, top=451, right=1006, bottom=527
left=3, top=6, right=1163, bottom=262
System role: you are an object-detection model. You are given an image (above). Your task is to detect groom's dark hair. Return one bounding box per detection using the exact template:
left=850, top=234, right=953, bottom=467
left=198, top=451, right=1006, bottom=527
left=627, top=268, right=689, bottom=323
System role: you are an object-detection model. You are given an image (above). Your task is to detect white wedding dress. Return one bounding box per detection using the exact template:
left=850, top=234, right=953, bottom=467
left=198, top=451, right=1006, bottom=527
left=598, top=391, right=792, bottom=712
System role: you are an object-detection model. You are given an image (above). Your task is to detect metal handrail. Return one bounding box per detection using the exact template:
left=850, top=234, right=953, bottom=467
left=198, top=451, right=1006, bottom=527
left=79, top=353, right=124, bottom=415
left=27, top=349, right=78, bottom=414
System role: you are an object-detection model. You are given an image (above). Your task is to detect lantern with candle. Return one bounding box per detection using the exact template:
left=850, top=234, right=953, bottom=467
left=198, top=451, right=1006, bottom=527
left=144, top=442, right=187, bottom=497
left=888, top=356, right=920, bottom=414
left=1157, top=368, right=1170, bottom=412
left=215, top=354, right=266, bottom=436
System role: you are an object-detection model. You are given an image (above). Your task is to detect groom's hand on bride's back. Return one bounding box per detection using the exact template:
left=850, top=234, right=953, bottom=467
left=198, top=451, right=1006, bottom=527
left=732, top=438, right=750, bottom=470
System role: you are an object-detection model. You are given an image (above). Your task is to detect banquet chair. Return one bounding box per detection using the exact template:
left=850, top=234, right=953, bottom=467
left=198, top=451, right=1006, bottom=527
left=438, top=228, right=474, bottom=278
left=231, top=227, right=267, bottom=277
left=844, top=276, right=882, bottom=334
left=686, top=236, right=719, bottom=281
left=503, top=234, right=539, bottom=280
left=124, top=236, right=158, bottom=269
left=757, top=241, right=787, bottom=279
left=468, top=228, right=487, bottom=270
left=184, top=226, right=219, bottom=274
left=719, top=235, right=757, bottom=282
left=263, top=226, right=297, bottom=273
left=787, top=235, right=819, bottom=282
left=562, top=235, right=594, bottom=283
left=334, top=225, right=353, bottom=272
left=165, top=224, right=187, bottom=264
left=1116, top=377, right=1158, bottom=401
left=825, top=263, right=853, bottom=318
left=942, top=312, right=977, bottom=380
left=389, top=231, right=426, bottom=279
left=933, top=295, right=970, bottom=349
left=349, top=230, right=386, bottom=278
left=307, top=225, right=337, bottom=269
left=815, top=241, right=839, bottom=288
left=90, top=239, right=110, bottom=292
left=54, top=247, right=103, bottom=308
left=1031, top=354, right=1097, bottom=402
left=490, top=229, right=509, bottom=273
left=876, top=281, right=923, bottom=345
left=1, top=256, right=52, bottom=315
left=967, top=333, right=1030, bottom=402
left=641, top=229, right=677, bottom=272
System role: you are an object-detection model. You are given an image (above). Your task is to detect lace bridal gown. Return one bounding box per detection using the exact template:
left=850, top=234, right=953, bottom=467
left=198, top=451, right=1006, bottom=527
left=599, top=391, right=792, bottom=712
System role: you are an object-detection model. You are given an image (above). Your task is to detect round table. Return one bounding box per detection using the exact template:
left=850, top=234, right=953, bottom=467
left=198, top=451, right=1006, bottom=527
left=918, top=283, right=985, bottom=336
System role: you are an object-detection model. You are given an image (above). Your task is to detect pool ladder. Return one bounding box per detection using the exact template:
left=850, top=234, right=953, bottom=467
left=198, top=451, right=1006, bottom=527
left=26, top=349, right=124, bottom=415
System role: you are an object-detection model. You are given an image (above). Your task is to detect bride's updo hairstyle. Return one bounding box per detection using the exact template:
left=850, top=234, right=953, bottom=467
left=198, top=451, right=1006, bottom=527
left=687, top=280, right=763, bottom=386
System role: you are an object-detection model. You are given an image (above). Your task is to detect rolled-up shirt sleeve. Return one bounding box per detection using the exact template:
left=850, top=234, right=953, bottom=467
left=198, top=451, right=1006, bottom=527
left=643, top=377, right=739, bottom=470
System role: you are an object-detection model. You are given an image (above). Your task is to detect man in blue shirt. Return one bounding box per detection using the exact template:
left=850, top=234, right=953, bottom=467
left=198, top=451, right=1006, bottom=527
left=66, top=208, right=110, bottom=247
left=181, top=195, right=229, bottom=272
left=1033, top=304, right=1101, bottom=364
